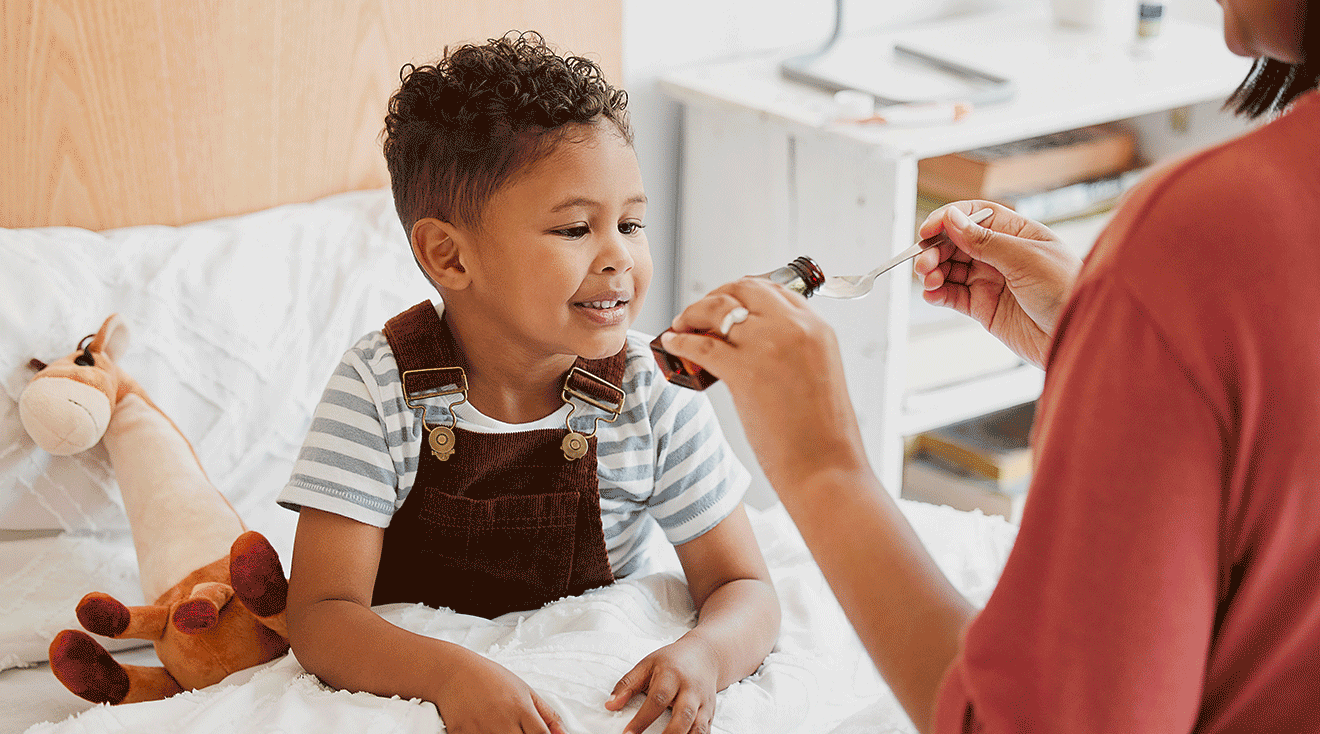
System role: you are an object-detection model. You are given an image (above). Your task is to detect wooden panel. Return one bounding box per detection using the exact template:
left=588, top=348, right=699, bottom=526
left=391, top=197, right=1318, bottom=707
left=1, top=0, right=622, bottom=230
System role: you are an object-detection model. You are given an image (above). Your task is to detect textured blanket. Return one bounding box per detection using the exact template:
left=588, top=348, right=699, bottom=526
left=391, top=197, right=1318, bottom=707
left=25, top=501, right=1015, bottom=734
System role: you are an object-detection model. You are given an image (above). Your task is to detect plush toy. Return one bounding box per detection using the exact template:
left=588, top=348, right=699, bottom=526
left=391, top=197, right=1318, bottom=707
left=18, top=314, right=290, bottom=705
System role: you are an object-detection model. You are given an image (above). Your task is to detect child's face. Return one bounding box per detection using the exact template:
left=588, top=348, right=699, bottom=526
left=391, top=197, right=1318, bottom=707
left=461, top=122, right=651, bottom=361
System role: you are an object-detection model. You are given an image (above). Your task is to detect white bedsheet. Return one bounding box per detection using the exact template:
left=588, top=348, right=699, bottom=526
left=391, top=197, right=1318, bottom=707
left=6, top=500, right=1015, bottom=734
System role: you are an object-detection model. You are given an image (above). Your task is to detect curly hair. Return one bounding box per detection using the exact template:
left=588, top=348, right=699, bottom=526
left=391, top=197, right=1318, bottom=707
left=382, top=31, right=632, bottom=235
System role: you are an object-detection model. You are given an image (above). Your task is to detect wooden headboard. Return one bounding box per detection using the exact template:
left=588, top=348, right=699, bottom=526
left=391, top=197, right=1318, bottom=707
left=1, top=1, right=622, bottom=231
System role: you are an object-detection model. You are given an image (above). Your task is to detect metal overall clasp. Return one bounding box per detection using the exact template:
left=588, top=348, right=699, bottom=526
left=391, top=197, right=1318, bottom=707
left=560, top=367, right=625, bottom=461
left=401, top=367, right=468, bottom=461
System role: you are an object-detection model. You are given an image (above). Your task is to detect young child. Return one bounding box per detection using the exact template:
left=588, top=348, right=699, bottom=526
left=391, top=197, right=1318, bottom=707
left=280, top=33, right=780, bottom=734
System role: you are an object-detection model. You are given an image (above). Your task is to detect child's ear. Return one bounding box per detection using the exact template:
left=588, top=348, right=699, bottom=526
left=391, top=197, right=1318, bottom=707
left=411, top=218, right=470, bottom=289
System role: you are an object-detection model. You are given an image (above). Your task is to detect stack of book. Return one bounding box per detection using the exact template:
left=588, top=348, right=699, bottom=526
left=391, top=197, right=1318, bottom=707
left=917, top=123, right=1143, bottom=225
left=901, top=401, right=1036, bottom=523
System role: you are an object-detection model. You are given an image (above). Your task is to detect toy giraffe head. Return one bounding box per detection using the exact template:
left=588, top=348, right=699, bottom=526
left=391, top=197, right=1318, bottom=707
left=18, top=313, right=241, bottom=601
left=19, top=314, right=135, bottom=456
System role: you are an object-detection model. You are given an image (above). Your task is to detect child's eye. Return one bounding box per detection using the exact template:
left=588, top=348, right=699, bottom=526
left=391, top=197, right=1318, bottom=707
left=619, top=221, right=646, bottom=235
left=553, top=225, right=590, bottom=239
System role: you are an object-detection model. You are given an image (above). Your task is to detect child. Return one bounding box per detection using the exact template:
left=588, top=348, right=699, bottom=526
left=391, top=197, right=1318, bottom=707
left=280, top=32, right=780, bottom=734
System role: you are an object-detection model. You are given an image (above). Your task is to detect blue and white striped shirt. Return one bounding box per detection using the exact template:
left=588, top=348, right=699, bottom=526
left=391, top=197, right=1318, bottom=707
left=278, top=313, right=749, bottom=578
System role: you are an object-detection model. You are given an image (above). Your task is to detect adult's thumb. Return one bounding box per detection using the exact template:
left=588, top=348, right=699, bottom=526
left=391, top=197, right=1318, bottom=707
left=945, top=205, right=1037, bottom=278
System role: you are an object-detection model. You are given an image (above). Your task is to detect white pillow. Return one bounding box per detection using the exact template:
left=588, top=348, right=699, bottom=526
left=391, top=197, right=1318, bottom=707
left=1, top=189, right=433, bottom=533
left=0, top=189, right=436, bottom=667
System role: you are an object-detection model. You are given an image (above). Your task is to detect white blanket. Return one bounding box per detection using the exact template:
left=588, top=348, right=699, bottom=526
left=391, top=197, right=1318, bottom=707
left=24, top=501, right=1015, bottom=734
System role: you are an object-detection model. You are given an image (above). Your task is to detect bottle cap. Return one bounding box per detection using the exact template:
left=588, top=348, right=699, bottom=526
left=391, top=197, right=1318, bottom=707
left=787, top=256, right=825, bottom=297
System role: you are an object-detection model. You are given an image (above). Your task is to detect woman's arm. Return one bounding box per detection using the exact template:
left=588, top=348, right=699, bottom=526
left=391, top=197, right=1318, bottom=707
left=657, top=281, right=973, bottom=732
left=286, top=507, right=568, bottom=734
left=607, top=504, right=780, bottom=734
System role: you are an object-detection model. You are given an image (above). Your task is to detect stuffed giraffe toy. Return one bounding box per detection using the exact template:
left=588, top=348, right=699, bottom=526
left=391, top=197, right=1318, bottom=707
left=18, top=314, right=290, bottom=705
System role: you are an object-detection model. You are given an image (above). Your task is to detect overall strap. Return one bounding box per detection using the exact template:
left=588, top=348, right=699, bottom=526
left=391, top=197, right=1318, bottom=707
left=384, top=300, right=629, bottom=414
left=383, top=302, right=458, bottom=394
left=572, top=350, right=628, bottom=400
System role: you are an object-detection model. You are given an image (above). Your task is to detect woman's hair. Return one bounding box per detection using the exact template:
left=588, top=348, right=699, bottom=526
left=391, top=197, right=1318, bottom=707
left=382, top=31, right=631, bottom=234
left=1226, top=0, right=1320, bottom=117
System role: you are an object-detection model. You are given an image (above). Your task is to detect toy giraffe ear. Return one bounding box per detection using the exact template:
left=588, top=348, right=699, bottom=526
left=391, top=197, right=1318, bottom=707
left=93, top=314, right=131, bottom=361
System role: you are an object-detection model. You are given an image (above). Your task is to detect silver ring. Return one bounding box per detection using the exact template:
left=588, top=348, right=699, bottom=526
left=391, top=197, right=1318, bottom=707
left=718, top=306, right=749, bottom=337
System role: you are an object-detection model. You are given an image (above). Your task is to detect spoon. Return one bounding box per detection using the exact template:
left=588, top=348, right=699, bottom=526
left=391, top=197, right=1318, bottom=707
left=815, top=207, right=994, bottom=299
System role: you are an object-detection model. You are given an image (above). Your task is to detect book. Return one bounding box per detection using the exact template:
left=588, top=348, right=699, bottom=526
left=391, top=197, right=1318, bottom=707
left=1000, top=167, right=1146, bottom=223
left=902, top=451, right=1028, bottom=524
left=915, top=186, right=1125, bottom=263
left=914, top=401, right=1036, bottom=485
left=917, top=124, right=1137, bottom=201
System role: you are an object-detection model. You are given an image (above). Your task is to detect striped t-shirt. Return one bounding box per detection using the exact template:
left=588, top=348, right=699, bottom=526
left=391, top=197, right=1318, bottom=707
left=277, top=309, right=749, bottom=578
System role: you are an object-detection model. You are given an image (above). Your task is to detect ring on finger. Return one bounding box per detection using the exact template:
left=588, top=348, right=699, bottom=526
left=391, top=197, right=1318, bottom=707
left=717, top=306, right=750, bottom=338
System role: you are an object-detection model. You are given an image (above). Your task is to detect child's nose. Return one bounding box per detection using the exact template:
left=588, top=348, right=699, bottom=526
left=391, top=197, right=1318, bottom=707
left=598, top=233, right=634, bottom=273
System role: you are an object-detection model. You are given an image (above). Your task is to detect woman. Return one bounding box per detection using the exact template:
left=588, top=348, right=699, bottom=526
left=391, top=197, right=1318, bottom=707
left=658, top=0, right=1320, bottom=731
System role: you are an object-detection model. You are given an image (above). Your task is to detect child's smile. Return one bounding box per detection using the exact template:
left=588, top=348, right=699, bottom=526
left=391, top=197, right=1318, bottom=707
left=572, top=290, right=633, bottom=326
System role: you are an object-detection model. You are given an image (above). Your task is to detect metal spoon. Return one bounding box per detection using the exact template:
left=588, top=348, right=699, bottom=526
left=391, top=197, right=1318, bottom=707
left=815, top=207, right=995, bottom=299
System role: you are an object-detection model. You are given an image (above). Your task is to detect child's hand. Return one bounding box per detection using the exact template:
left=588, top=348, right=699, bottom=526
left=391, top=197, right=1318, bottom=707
left=605, top=634, right=720, bottom=734
left=434, top=654, right=569, bottom=734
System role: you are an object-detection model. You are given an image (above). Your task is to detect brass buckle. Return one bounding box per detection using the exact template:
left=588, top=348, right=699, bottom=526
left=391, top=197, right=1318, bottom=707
left=560, top=367, right=625, bottom=460
left=401, top=367, right=468, bottom=461
left=559, top=367, right=625, bottom=430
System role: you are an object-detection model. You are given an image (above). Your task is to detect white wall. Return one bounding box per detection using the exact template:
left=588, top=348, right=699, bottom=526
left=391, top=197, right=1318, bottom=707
left=621, top=0, right=1225, bottom=335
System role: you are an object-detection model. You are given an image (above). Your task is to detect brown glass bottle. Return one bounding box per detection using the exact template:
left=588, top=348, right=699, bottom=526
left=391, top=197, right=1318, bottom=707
left=650, top=256, right=825, bottom=390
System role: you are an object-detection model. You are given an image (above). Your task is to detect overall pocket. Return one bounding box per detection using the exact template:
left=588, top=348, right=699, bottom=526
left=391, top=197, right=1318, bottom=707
left=414, top=489, right=580, bottom=616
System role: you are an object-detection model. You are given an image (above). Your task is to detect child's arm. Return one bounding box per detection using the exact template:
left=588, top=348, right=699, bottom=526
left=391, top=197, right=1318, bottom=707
left=605, top=504, right=780, bottom=734
left=286, top=507, right=569, bottom=734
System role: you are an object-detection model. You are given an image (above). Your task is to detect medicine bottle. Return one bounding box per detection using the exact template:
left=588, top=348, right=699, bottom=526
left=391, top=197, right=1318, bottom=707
left=650, top=256, right=825, bottom=391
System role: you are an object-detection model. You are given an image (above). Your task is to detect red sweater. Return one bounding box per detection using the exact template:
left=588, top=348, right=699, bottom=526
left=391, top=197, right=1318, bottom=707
left=935, top=91, right=1320, bottom=733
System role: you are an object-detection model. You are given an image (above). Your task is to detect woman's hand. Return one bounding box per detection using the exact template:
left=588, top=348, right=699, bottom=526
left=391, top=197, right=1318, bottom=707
left=912, top=201, right=1083, bottom=368
left=659, top=280, right=870, bottom=491
left=433, top=653, right=569, bottom=734
left=606, top=633, right=721, bottom=734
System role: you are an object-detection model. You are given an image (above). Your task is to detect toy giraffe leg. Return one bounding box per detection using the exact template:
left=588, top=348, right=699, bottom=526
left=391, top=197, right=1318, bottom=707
left=76, top=592, right=170, bottom=639
left=49, top=630, right=184, bottom=704
left=231, top=530, right=290, bottom=638
left=102, top=393, right=244, bottom=602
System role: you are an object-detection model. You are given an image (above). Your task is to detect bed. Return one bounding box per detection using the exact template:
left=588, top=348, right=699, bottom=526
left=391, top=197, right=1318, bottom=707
left=0, top=2, right=1018, bottom=732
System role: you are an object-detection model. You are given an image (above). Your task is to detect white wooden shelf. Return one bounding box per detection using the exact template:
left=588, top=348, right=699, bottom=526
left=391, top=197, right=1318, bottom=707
left=661, top=7, right=1251, bottom=499
left=661, top=6, right=1251, bottom=159
left=902, top=364, right=1046, bottom=437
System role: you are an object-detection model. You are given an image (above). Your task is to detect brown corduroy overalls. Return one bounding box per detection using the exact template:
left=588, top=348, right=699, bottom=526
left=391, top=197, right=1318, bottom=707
left=371, top=302, right=624, bottom=619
